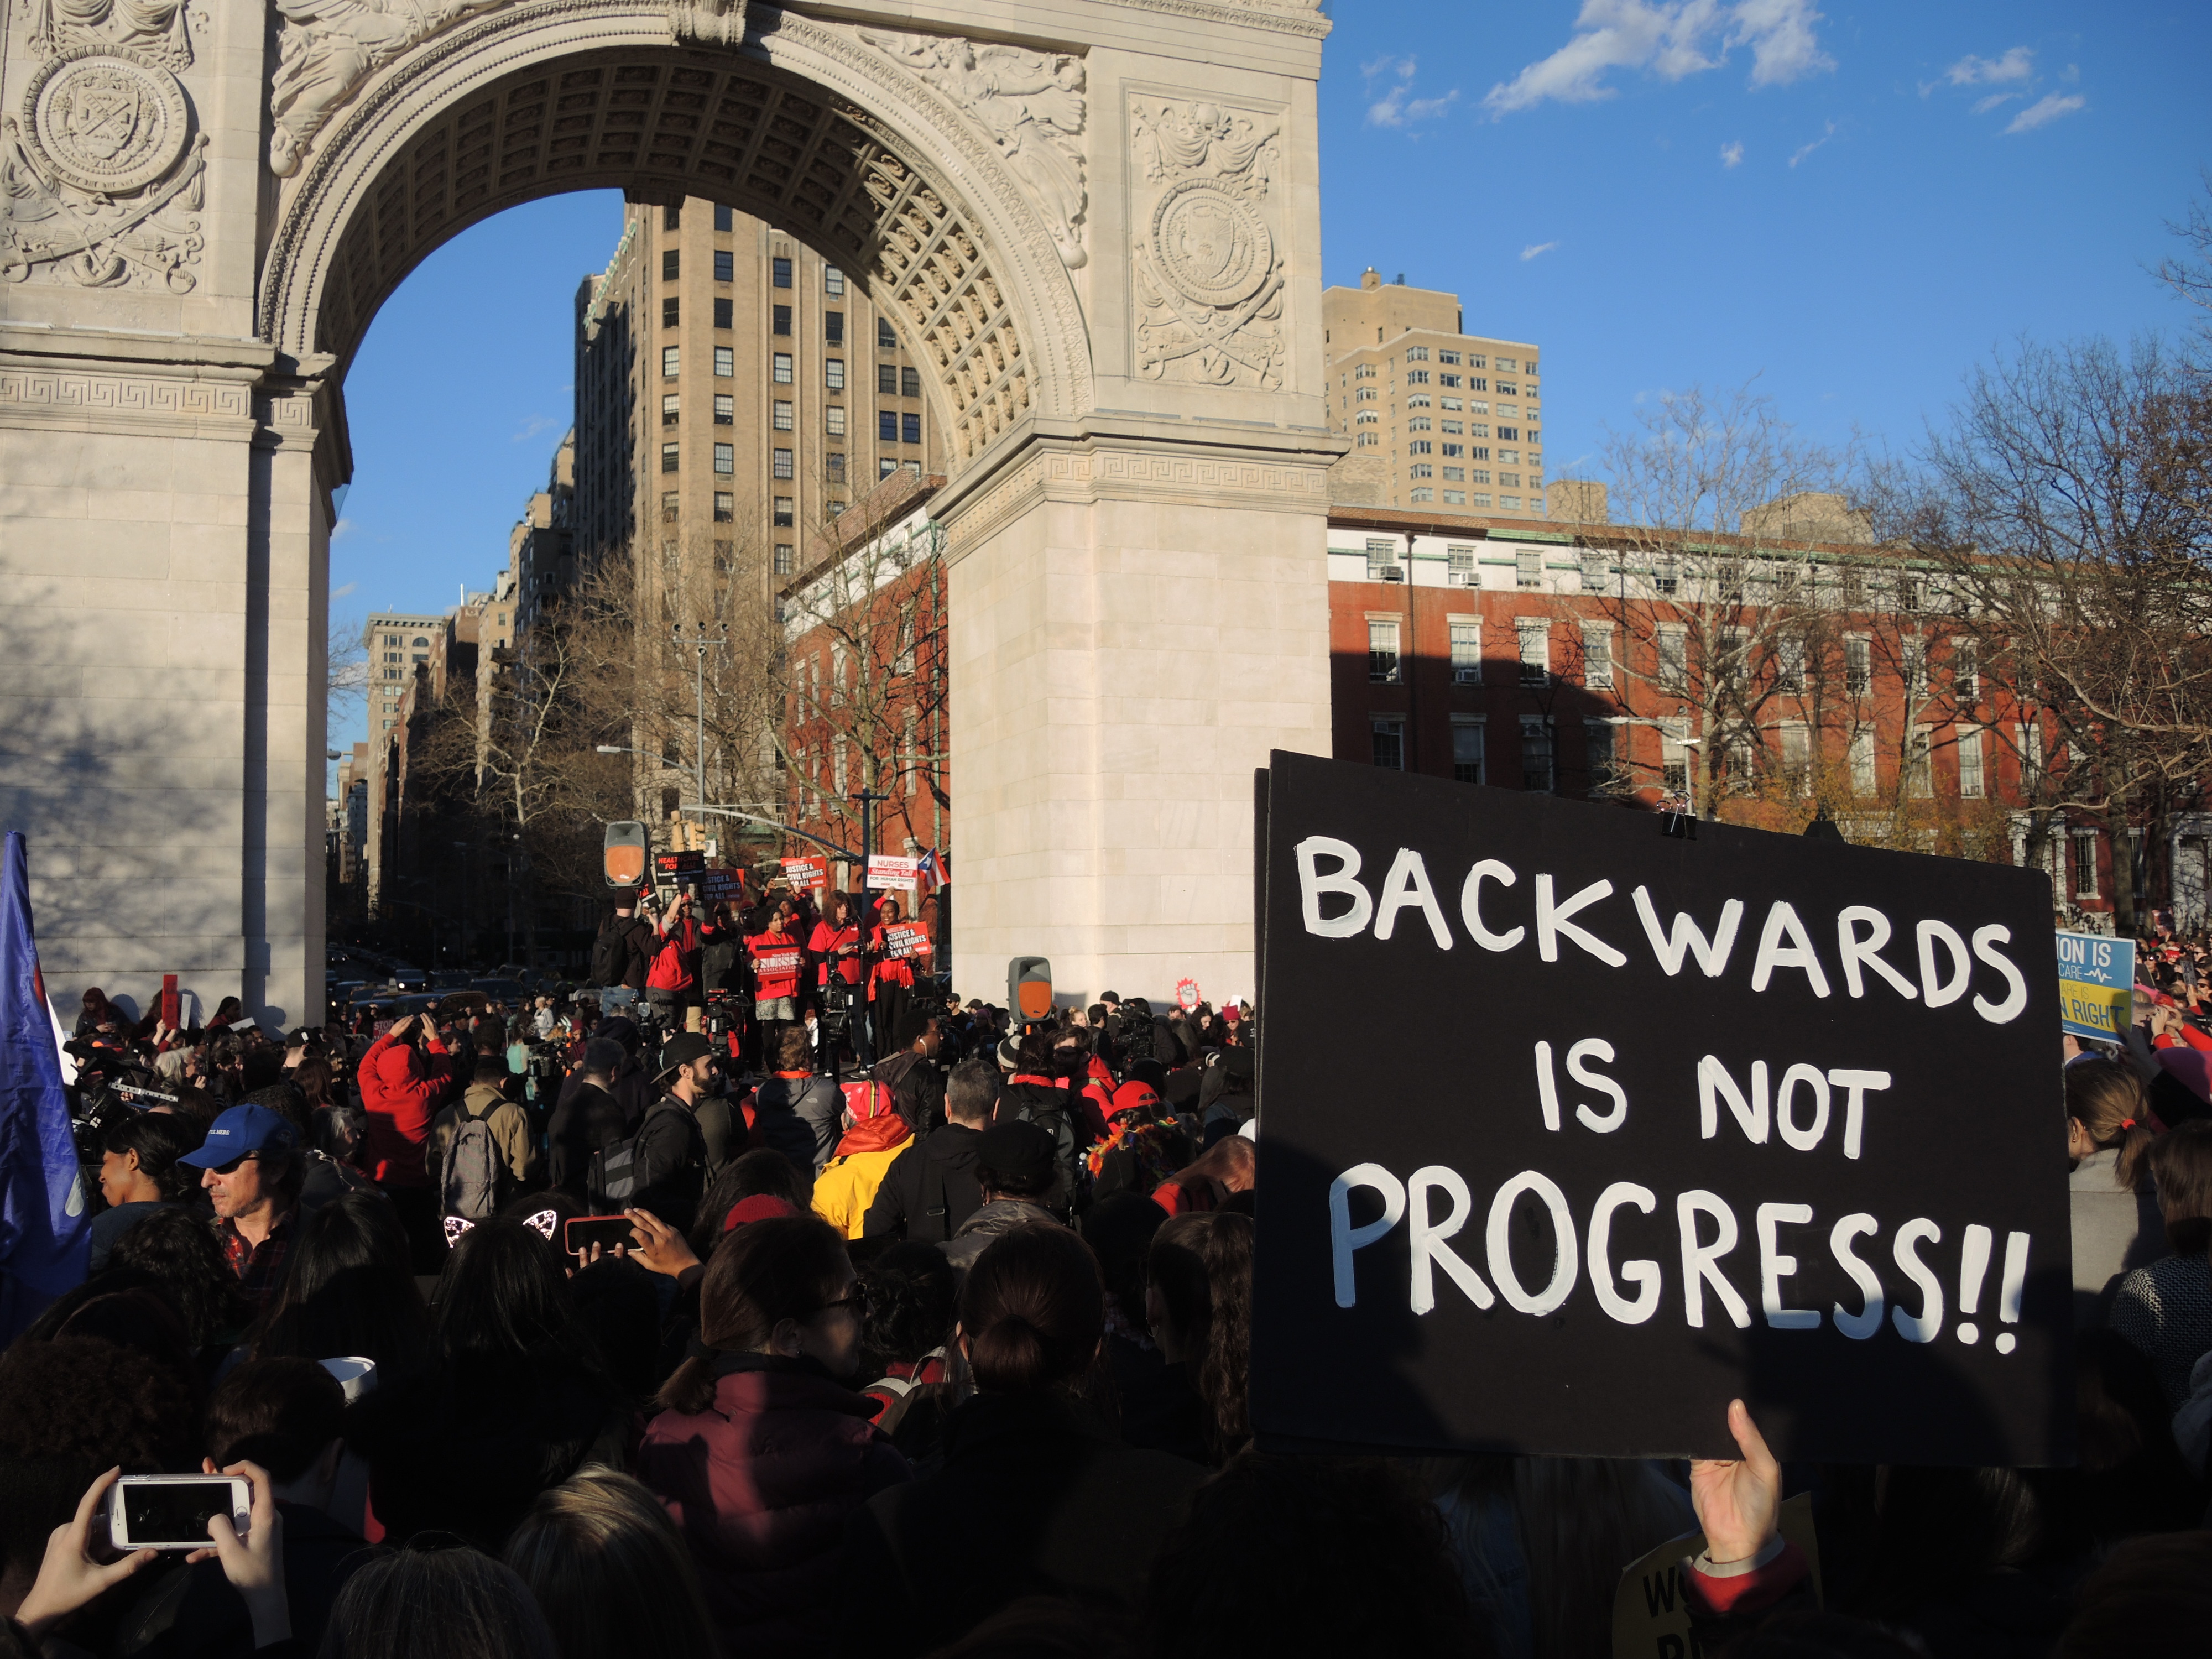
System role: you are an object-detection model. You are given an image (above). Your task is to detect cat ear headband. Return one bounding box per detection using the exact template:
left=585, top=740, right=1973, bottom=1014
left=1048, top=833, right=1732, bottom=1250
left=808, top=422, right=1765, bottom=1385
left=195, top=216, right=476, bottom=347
left=442, top=1209, right=558, bottom=1248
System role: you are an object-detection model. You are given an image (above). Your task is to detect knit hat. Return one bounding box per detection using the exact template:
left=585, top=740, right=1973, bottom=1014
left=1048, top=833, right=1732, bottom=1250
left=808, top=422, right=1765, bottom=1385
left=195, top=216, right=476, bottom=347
left=1109, top=1080, right=1160, bottom=1119
left=723, top=1194, right=800, bottom=1232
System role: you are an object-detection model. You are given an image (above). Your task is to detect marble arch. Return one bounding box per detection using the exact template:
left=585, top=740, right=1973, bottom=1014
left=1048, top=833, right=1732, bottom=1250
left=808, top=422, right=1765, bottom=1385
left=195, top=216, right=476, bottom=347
left=0, top=0, right=1339, bottom=1023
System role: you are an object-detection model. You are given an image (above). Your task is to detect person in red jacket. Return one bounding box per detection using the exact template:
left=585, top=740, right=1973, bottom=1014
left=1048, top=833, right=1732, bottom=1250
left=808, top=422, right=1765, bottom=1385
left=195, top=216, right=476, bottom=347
left=750, top=898, right=805, bottom=1068
left=357, top=1012, right=456, bottom=1268
left=635, top=1212, right=908, bottom=1652
left=646, top=893, right=716, bottom=1031
left=869, top=895, right=927, bottom=1067
left=809, top=892, right=869, bottom=1066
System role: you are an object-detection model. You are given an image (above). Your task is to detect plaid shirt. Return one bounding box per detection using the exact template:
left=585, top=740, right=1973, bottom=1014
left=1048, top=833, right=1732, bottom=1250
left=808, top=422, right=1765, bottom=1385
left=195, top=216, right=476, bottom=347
left=218, top=1207, right=298, bottom=1308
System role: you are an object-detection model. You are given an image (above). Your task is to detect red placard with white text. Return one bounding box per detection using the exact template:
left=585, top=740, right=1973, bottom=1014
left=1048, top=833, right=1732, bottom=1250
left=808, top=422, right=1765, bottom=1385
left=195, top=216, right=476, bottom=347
left=884, top=921, right=932, bottom=961
left=781, top=856, right=828, bottom=890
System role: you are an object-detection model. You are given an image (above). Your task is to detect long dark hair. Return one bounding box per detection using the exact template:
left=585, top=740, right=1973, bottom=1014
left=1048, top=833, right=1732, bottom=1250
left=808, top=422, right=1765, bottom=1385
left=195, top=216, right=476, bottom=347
left=656, top=1215, right=849, bottom=1415
left=2150, top=1118, right=2212, bottom=1254
left=105, top=1207, right=251, bottom=1348
left=1147, top=1211, right=1253, bottom=1461
left=248, top=1191, right=431, bottom=1374
left=436, top=1218, right=608, bottom=1379
left=959, top=1224, right=1104, bottom=1394
left=292, top=1055, right=338, bottom=1112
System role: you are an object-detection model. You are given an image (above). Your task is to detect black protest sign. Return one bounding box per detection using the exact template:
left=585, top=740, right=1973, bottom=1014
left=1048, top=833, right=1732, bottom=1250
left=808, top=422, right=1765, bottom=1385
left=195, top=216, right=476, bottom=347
left=1248, top=750, right=2070, bottom=1465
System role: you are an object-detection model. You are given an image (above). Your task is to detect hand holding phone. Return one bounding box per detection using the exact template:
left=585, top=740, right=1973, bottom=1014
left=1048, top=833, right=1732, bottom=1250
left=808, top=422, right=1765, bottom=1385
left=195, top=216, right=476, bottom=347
left=108, top=1473, right=250, bottom=1552
left=187, top=1462, right=289, bottom=1647
left=14, top=1468, right=159, bottom=1639
left=565, top=1215, right=639, bottom=1262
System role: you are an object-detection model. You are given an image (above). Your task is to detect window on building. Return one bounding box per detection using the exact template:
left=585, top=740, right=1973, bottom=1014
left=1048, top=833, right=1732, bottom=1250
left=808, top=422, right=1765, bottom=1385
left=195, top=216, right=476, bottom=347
left=1442, top=444, right=1464, bottom=459
left=773, top=448, right=794, bottom=479
left=824, top=311, right=844, bottom=345
left=661, top=249, right=680, bottom=280
left=2072, top=830, right=2100, bottom=899
left=901, top=367, right=921, bottom=398
left=771, top=304, right=791, bottom=336
left=661, top=393, right=679, bottom=426
left=1368, top=619, right=1401, bottom=684
left=1661, top=721, right=1692, bottom=801
left=1582, top=624, right=1613, bottom=688
left=1411, top=443, right=1433, bottom=458
left=713, top=345, right=733, bottom=377
left=772, top=255, right=792, bottom=288
left=660, top=490, right=679, bottom=523
left=1845, top=634, right=1872, bottom=695
left=1448, top=546, right=1476, bottom=580
left=705, top=247, right=729, bottom=282
left=772, top=353, right=792, bottom=384
left=902, top=412, right=921, bottom=444
left=713, top=298, right=733, bottom=329
left=1849, top=728, right=1877, bottom=796
left=1450, top=619, right=1480, bottom=682
left=713, top=443, right=734, bottom=476
left=712, top=202, right=732, bottom=231
left=1410, top=416, right=1432, bottom=432
left=880, top=457, right=899, bottom=479
left=661, top=346, right=679, bottom=378
left=1953, top=639, right=1979, bottom=703
left=826, top=405, right=847, bottom=437
left=1657, top=623, right=1688, bottom=690
left=1364, top=539, right=1399, bottom=580
left=1371, top=718, right=1405, bottom=772
left=2017, top=718, right=2042, bottom=792
left=662, top=297, right=679, bottom=327
left=1773, top=723, right=1809, bottom=797
left=1408, top=371, right=1431, bottom=385
left=826, top=452, right=846, bottom=483
left=1451, top=718, right=1484, bottom=784
left=825, top=266, right=845, bottom=296
left=714, top=393, right=734, bottom=425
left=660, top=442, right=679, bottom=473
left=878, top=317, right=896, bottom=348
left=661, top=202, right=681, bottom=231
left=1515, top=549, right=1541, bottom=588
left=1901, top=635, right=1928, bottom=698
left=879, top=410, right=898, bottom=443
left=1585, top=721, right=1616, bottom=794
left=713, top=491, right=733, bottom=523
left=1516, top=619, right=1549, bottom=684
left=877, top=363, right=898, bottom=395
left=1653, top=555, right=1678, bottom=596
left=1520, top=717, right=1554, bottom=793
left=1406, top=346, right=1430, bottom=362
left=1776, top=633, right=1806, bottom=693
left=1904, top=725, right=1934, bottom=797
left=1958, top=727, right=1985, bottom=799
left=769, top=399, right=794, bottom=431
left=774, top=497, right=794, bottom=527
left=774, top=544, right=794, bottom=575
left=826, top=359, right=846, bottom=390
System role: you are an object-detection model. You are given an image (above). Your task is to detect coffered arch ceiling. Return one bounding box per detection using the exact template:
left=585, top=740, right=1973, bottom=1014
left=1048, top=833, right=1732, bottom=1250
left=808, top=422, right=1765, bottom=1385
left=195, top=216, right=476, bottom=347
left=259, top=4, right=1092, bottom=471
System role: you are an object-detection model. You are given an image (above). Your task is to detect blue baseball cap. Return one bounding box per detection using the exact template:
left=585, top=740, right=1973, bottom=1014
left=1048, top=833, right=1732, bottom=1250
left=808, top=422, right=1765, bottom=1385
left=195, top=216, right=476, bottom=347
left=179, top=1104, right=300, bottom=1168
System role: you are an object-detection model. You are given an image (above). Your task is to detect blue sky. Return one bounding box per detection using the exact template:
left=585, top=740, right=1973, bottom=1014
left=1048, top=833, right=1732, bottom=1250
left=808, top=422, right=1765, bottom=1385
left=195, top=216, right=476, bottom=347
left=330, top=0, right=2208, bottom=776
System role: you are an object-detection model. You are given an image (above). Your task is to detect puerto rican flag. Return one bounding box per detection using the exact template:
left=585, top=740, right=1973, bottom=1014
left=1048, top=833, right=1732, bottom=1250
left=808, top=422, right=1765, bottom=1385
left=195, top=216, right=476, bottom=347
left=916, top=847, right=949, bottom=895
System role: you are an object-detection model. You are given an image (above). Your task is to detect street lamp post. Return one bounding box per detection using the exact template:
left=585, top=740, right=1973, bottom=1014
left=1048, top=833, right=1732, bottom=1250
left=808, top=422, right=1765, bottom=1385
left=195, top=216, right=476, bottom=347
left=672, top=620, right=727, bottom=812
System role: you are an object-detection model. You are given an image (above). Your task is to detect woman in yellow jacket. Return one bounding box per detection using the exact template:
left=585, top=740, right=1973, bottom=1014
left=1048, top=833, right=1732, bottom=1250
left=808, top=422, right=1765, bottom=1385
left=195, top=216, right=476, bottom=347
left=811, top=1082, right=914, bottom=1238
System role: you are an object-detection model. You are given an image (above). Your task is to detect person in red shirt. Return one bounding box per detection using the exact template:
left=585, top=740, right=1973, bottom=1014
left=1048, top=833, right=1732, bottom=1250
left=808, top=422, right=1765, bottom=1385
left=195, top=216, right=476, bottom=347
left=749, top=897, right=805, bottom=1066
left=809, top=892, right=869, bottom=1065
left=357, top=1012, right=456, bottom=1267
left=646, top=893, right=717, bottom=1032
left=869, top=895, right=928, bottom=1066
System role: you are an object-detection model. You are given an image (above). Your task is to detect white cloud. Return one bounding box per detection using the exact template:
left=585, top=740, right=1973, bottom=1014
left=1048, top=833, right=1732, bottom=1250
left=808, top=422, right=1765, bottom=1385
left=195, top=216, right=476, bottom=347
left=1483, top=0, right=1832, bottom=118
left=1719, top=139, right=1744, bottom=166
left=331, top=581, right=358, bottom=597
left=332, top=519, right=357, bottom=541
left=1365, top=55, right=1459, bottom=128
left=1970, top=92, right=2020, bottom=116
left=1943, top=46, right=2034, bottom=88
left=1788, top=119, right=1835, bottom=167
left=2006, top=92, right=2085, bottom=134
left=1520, top=241, right=1559, bottom=261
left=512, top=414, right=560, bottom=444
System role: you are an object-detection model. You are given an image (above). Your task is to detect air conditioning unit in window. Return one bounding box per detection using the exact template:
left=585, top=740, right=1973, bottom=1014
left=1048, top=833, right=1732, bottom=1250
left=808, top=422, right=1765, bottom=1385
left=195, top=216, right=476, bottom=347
left=1452, top=570, right=1480, bottom=588
left=1379, top=565, right=1404, bottom=582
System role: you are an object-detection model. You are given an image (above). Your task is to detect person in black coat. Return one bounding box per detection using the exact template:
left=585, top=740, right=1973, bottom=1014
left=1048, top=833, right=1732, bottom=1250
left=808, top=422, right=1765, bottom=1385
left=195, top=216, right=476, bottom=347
left=863, top=1057, right=995, bottom=1243
left=833, top=1224, right=1206, bottom=1658
left=546, top=1039, right=630, bottom=1206
left=630, top=1035, right=712, bottom=1235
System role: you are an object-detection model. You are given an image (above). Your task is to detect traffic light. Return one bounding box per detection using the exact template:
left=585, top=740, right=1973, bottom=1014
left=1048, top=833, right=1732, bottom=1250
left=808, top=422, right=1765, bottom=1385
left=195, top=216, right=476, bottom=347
left=603, top=821, right=648, bottom=889
left=1007, top=956, right=1053, bottom=1026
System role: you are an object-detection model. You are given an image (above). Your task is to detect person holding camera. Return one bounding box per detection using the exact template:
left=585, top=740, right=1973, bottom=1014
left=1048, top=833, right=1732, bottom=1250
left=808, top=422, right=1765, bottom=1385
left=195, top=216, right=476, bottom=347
left=646, top=891, right=716, bottom=1033
left=357, top=1012, right=457, bottom=1270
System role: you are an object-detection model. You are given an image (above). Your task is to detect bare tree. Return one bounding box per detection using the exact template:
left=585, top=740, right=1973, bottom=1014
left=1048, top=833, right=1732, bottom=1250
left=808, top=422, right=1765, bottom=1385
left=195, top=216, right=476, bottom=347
left=1898, top=336, right=2212, bottom=930
left=1585, top=382, right=1866, bottom=818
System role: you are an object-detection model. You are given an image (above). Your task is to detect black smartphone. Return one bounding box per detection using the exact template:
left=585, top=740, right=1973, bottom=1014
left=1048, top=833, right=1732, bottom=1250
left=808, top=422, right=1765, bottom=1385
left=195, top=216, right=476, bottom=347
left=564, top=1215, right=637, bottom=1257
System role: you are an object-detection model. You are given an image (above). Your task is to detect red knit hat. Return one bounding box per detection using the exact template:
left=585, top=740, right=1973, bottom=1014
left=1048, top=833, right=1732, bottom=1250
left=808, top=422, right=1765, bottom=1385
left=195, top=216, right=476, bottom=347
left=723, top=1194, right=801, bottom=1233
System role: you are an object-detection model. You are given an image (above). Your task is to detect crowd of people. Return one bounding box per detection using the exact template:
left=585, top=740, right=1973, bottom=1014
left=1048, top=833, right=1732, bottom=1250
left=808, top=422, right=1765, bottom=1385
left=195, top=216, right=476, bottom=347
left=6, top=897, right=2212, bottom=1658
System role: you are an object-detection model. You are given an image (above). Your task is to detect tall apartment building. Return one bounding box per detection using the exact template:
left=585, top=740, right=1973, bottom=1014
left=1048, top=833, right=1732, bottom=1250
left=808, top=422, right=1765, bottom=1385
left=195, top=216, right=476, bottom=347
left=1323, top=269, right=1546, bottom=518
left=573, top=198, right=946, bottom=608
left=512, top=432, right=574, bottom=635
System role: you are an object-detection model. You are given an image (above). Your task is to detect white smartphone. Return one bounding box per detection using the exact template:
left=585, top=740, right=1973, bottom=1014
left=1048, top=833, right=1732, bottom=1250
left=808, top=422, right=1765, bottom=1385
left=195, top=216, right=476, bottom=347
left=107, top=1474, right=251, bottom=1551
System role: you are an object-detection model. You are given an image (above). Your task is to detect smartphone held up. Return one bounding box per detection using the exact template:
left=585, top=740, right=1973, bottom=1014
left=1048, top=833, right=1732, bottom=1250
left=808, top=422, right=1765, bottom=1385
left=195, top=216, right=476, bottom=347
left=108, top=1475, right=251, bottom=1551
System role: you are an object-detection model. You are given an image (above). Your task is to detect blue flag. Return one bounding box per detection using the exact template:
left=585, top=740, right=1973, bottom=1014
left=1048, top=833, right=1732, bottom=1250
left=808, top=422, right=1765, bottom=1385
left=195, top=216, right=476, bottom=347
left=0, top=832, right=88, bottom=1338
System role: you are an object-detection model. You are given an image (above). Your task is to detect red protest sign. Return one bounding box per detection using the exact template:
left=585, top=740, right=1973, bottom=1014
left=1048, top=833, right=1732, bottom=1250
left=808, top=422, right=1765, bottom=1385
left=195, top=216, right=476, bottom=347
left=781, top=856, right=828, bottom=890
left=884, top=921, right=932, bottom=961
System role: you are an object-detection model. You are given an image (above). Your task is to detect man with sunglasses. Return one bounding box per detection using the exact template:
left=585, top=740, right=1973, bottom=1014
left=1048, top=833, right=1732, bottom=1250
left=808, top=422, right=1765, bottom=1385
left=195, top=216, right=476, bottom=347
left=180, top=1103, right=307, bottom=1309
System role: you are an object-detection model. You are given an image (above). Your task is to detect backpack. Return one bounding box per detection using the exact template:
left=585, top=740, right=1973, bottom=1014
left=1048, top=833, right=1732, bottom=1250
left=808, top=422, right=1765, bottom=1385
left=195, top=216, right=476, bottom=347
left=589, top=1099, right=687, bottom=1212
left=440, top=1099, right=505, bottom=1220
left=589, top=920, right=630, bottom=988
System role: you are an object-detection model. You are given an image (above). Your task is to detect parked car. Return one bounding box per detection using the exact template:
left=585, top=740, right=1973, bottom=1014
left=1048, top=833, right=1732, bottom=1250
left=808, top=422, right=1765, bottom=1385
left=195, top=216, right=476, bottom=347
left=469, top=978, right=529, bottom=1005
left=387, top=964, right=428, bottom=990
